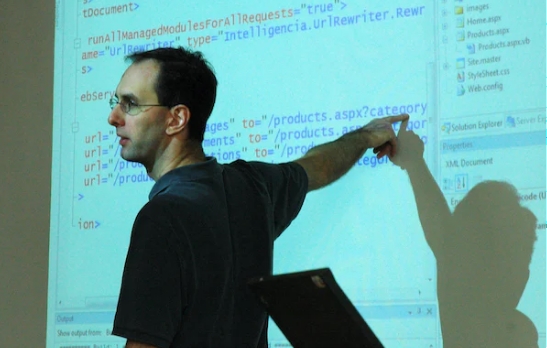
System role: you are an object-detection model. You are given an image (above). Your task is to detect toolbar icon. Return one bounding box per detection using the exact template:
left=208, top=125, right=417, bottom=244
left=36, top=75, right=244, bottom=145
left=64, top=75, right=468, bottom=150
left=441, top=122, right=452, bottom=135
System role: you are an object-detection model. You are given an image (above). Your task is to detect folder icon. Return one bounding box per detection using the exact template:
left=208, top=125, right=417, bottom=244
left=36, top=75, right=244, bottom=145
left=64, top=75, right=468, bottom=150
left=455, top=6, right=464, bottom=15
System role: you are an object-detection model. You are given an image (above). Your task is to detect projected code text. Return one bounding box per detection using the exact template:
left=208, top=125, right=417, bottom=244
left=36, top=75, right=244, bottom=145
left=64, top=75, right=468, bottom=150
left=76, top=100, right=428, bottom=191
left=82, top=2, right=428, bottom=53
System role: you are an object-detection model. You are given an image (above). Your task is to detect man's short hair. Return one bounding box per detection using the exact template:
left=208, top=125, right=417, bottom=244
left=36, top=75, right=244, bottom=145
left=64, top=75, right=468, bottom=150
left=126, top=47, right=218, bottom=142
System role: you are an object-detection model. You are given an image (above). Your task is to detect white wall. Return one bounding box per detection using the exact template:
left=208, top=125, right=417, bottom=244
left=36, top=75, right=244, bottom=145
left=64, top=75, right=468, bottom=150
left=0, top=1, right=53, bottom=345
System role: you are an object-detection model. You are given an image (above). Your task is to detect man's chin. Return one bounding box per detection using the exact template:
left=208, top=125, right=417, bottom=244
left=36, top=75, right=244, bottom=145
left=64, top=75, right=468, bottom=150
left=120, top=151, right=136, bottom=163
left=120, top=152, right=146, bottom=167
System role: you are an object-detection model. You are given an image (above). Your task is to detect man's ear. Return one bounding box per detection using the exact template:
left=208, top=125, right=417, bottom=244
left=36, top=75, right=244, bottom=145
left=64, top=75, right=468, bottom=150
left=166, top=104, right=190, bottom=135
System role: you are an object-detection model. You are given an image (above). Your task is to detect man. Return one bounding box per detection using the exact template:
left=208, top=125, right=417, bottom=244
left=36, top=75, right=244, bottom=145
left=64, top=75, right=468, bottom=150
left=108, top=46, right=408, bottom=348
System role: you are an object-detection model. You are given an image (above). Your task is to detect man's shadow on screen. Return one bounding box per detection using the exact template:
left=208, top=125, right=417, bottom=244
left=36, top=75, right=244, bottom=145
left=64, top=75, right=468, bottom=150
left=392, top=123, right=538, bottom=347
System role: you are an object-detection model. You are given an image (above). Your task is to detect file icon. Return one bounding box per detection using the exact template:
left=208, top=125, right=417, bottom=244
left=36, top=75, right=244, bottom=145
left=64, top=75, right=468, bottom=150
left=457, top=84, right=465, bottom=96
left=456, top=57, right=465, bottom=69
left=467, top=43, right=476, bottom=54
left=455, top=6, right=464, bottom=15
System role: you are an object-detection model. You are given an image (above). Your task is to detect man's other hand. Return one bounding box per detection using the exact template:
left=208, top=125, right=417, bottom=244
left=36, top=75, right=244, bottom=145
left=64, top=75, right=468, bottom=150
left=125, top=340, right=158, bottom=348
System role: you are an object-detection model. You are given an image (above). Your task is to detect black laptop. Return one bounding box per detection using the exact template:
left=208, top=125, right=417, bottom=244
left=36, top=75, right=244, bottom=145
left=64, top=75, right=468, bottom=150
left=248, top=268, right=384, bottom=348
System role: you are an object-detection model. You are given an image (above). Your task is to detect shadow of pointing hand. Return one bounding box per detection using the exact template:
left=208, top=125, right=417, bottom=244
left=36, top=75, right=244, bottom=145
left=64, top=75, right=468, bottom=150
left=391, top=120, right=425, bottom=170
left=391, top=120, right=540, bottom=347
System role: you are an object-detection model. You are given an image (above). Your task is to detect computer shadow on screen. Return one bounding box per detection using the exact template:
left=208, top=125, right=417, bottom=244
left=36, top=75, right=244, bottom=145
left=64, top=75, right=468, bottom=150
left=392, top=126, right=538, bottom=348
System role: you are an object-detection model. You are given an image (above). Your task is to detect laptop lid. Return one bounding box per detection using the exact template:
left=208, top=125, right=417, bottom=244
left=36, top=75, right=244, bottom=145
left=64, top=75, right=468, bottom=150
left=248, top=268, right=384, bottom=348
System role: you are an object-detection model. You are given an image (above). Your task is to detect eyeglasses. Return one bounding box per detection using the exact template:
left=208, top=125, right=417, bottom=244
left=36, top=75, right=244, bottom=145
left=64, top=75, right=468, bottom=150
left=109, top=96, right=169, bottom=116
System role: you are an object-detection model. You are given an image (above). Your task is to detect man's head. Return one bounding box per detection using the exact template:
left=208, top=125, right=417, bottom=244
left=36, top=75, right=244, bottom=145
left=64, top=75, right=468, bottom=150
left=125, top=47, right=218, bottom=142
left=108, top=47, right=217, bottom=173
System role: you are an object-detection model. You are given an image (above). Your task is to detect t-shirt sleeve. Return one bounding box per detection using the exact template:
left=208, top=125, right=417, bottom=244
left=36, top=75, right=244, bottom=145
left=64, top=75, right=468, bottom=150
left=248, top=161, right=308, bottom=237
left=112, top=200, right=185, bottom=348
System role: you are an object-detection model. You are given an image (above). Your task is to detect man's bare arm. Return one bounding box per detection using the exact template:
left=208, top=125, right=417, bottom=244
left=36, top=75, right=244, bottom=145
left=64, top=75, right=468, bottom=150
left=294, top=114, right=409, bottom=191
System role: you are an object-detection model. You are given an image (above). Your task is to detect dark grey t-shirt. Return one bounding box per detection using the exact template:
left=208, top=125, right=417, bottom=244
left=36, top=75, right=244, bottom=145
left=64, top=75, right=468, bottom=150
left=113, top=158, right=308, bottom=348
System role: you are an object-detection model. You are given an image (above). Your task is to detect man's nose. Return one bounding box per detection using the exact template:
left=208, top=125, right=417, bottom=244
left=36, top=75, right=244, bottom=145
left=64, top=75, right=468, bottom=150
left=107, top=105, right=125, bottom=127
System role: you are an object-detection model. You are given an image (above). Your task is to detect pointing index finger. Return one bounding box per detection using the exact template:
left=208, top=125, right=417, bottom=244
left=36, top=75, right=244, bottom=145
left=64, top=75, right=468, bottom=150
left=385, top=114, right=410, bottom=124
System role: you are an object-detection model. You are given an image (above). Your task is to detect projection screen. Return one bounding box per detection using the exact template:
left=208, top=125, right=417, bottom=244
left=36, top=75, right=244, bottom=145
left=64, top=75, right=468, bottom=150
left=48, top=1, right=545, bottom=347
